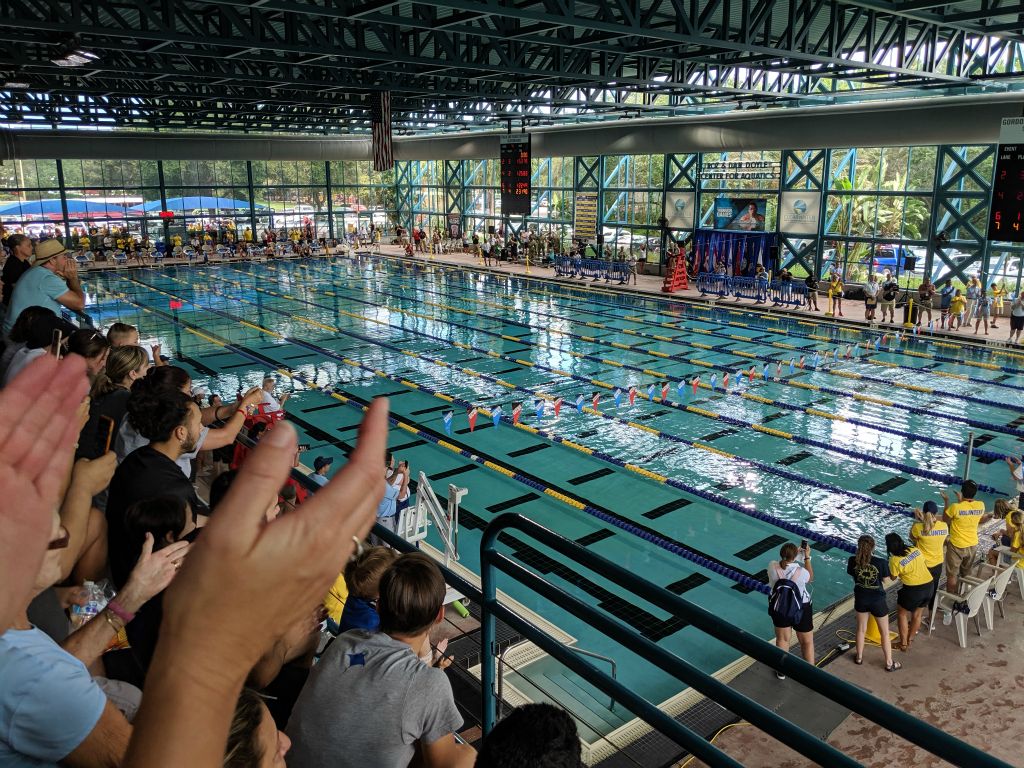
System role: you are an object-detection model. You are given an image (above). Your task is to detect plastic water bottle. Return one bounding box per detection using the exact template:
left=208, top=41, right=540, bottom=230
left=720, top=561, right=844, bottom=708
left=69, top=580, right=113, bottom=630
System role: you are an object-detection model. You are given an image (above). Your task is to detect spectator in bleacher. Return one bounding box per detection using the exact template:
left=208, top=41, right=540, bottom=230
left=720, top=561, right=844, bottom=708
left=107, top=322, right=140, bottom=347
left=0, top=305, right=64, bottom=381
left=3, top=239, right=85, bottom=336
left=475, top=703, right=583, bottom=768
left=330, top=546, right=398, bottom=635
left=68, top=328, right=111, bottom=383
left=310, top=455, right=333, bottom=487
left=225, top=688, right=291, bottom=768
left=390, top=458, right=412, bottom=520
left=77, top=346, right=149, bottom=460
left=940, top=480, right=992, bottom=603
left=0, top=504, right=187, bottom=766
left=106, top=389, right=208, bottom=600
left=2, top=310, right=76, bottom=385
left=371, top=469, right=401, bottom=546
left=287, top=551, right=476, bottom=768
left=261, top=375, right=290, bottom=413
left=0, top=232, right=33, bottom=317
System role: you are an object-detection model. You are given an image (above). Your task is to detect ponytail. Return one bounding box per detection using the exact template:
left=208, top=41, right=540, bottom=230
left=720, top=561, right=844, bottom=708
left=919, top=510, right=935, bottom=535
left=91, top=345, right=148, bottom=399
left=854, top=535, right=875, bottom=570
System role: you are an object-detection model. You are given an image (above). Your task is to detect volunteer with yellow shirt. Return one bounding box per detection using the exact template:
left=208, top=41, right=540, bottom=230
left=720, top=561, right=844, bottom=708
left=941, top=480, right=991, bottom=596
left=886, top=532, right=932, bottom=652
left=910, top=500, right=948, bottom=610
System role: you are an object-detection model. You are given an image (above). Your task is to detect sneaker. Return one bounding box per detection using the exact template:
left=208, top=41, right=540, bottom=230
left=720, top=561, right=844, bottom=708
left=775, top=671, right=786, bottom=680
left=943, top=611, right=953, bottom=625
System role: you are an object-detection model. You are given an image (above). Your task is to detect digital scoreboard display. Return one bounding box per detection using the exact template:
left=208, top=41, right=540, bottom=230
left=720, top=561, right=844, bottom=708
left=500, top=134, right=531, bottom=216
left=988, top=117, right=1024, bottom=243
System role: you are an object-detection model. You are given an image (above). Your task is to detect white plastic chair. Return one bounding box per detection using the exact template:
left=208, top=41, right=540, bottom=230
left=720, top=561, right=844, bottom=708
left=75, top=250, right=93, bottom=267
left=112, top=250, right=127, bottom=265
left=963, top=563, right=1017, bottom=624
left=929, top=574, right=994, bottom=648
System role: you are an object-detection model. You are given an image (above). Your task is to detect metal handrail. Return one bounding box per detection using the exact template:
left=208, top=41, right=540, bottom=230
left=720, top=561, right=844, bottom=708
left=566, top=645, right=617, bottom=711
left=480, top=513, right=1009, bottom=768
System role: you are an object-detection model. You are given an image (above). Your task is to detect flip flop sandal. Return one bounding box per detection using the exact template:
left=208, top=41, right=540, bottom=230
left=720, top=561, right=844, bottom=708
left=886, top=661, right=903, bottom=672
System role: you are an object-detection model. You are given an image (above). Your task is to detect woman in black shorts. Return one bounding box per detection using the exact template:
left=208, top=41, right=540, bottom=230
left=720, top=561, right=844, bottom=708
left=847, top=535, right=899, bottom=670
left=886, top=533, right=934, bottom=653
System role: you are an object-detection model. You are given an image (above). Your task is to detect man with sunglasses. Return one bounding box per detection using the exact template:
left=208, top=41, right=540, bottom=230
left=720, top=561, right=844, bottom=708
left=3, top=239, right=86, bottom=336
left=0, top=509, right=187, bottom=766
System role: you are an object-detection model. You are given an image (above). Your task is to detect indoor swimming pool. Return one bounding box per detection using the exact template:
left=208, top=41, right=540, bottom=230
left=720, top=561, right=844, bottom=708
left=82, top=254, right=1024, bottom=742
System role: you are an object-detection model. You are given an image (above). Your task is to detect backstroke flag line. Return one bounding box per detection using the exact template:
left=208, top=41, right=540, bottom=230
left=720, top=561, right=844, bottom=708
left=371, top=93, right=394, bottom=172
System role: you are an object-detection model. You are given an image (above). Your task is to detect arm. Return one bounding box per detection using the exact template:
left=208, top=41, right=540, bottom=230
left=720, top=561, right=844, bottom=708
left=802, top=546, right=814, bottom=584
left=420, top=735, right=477, bottom=768
left=61, top=537, right=188, bottom=668
left=56, top=261, right=86, bottom=312
left=62, top=699, right=131, bottom=768
left=58, top=454, right=117, bottom=580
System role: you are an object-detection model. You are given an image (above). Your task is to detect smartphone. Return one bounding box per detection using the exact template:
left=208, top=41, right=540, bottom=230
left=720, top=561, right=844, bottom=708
left=298, top=443, right=310, bottom=452
left=800, top=539, right=808, bottom=551
left=51, top=330, right=64, bottom=360
left=96, top=415, right=116, bottom=454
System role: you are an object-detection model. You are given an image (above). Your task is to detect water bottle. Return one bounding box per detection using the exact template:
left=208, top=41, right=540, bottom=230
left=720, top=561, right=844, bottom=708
left=69, top=580, right=112, bottom=630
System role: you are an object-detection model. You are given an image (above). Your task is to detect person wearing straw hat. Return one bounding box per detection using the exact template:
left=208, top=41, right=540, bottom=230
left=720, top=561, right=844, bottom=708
left=3, top=239, right=85, bottom=336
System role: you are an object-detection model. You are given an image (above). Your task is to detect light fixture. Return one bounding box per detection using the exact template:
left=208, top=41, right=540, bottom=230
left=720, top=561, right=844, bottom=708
left=3, top=81, right=31, bottom=88
left=50, top=48, right=99, bottom=68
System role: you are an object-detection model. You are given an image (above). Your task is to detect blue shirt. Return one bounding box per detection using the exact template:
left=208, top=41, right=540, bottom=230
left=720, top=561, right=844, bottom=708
left=338, top=597, right=380, bottom=634
left=0, top=627, right=107, bottom=766
left=3, top=267, right=69, bottom=335
left=376, top=481, right=399, bottom=519
left=309, top=473, right=329, bottom=487
left=940, top=285, right=955, bottom=308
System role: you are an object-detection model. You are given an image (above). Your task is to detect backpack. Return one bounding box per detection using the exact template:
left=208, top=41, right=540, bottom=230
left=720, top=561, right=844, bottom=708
left=768, top=567, right=804, bottom=625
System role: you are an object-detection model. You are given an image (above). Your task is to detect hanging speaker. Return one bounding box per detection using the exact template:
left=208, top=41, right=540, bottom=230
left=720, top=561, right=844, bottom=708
left=488, top=225, right=496, bottom=235
left=596, top=234, right=604, bottom=245
left=903, top=256, right=917, bottom=272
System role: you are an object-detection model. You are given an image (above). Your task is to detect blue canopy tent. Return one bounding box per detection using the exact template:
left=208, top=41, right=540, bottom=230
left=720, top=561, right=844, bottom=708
left=0, top=198, right=130, bottom=218
left=129, top=196, right=269, bottom=212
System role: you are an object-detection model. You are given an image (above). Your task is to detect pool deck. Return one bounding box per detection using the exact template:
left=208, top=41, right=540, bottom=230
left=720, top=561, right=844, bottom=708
left=684, top=581, right=1024, bottom=768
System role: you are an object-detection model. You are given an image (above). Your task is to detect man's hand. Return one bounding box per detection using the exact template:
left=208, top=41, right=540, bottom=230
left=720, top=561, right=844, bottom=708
left=159, top=398, right=388, bottom=676
left=151, top=344, right=162, bottom=362
left=240, top=387, right=263, bottom=408
left=0, top=355, right=89, bottom=632
left=119, top=535, right=190, bottom=614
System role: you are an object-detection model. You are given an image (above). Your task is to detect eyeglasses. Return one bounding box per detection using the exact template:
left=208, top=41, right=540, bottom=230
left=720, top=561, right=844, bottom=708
left=48, top=525, right=70, bottom=550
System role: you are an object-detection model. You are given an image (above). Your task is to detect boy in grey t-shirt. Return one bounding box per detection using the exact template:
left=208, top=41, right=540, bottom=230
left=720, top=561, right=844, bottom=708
left=287, top=553, right=476, bottom=768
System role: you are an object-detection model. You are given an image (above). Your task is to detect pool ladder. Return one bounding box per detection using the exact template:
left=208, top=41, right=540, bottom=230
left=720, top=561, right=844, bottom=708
left=496, top=640, right=618, bottom=717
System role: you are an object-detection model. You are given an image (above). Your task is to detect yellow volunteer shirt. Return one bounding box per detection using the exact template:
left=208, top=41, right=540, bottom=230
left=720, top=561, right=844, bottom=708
left=950, top=296, right=966, bottom=315
left=323, top=571, right=349, bottom=624
left=889, top=547, right=932, bottom=586
left=910, top=521, right=949, bottom=568
left=946, top=499, right=987, bottom=548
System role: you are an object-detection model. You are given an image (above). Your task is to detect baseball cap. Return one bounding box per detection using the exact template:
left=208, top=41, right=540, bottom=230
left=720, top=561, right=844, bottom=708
left=32, top=239, right=69, bottom=265
left=313, top=456, right=333, bottom=472
left=922, top=500, right=938, bottom=515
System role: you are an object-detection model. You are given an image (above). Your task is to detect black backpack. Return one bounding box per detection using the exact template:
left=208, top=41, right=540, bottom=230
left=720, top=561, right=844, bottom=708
left=768, top=568, right=804, bottom=625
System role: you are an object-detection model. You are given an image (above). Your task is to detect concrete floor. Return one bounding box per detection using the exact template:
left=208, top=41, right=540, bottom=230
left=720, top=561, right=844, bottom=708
left=684, top=584, right=1024, bottom=768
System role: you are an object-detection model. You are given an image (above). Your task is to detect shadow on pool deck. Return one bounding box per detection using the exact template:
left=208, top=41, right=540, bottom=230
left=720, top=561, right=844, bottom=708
left=685, top=584, right=1024, bottom=768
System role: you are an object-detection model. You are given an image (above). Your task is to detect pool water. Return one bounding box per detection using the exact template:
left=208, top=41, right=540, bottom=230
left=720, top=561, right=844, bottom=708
left=84, top=255, right=1024, bottom=736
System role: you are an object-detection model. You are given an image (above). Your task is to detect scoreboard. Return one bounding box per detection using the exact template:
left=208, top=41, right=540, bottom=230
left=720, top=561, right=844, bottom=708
left=988, top=117, right=1024, bottom=243
left=500, top=134, right=531, bottom=216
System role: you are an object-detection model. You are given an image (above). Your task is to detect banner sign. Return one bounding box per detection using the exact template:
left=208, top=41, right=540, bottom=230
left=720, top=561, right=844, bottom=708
left=701, top=160, right=779, bottom=181
left=778, top=191, right=820, bottom=235
left=446, top=212, right=462, bottom=240
left=664, top=192, right=695, bottom=230
left=500, top=134, right=531, bottom=216
left=714, top=197, right=767, bottom=231
left=574, top=191, right=599, bottom=240
left=988, top=117, right=1024, bottom=243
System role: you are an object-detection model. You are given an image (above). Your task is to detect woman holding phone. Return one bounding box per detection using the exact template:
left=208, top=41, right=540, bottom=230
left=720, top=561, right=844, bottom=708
left=766, top=540, right=815, bottom=678
left=77, top=345, right=150, bottom=461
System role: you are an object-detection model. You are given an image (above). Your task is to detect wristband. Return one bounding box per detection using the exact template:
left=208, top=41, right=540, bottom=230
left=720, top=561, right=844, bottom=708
left=107, top=599, right=135, bottom=624
left=237, top=408, right=248, bottom=416
left=103, top=612, right=124, bottom=633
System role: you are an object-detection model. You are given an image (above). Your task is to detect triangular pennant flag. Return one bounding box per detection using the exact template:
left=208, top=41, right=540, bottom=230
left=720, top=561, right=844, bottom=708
left=535, top=400, right=545, bottom=420
left=875, top=337, right=882, bottom=350
left=647, top=383, right=656, bottom=400
left=676, top=380, right=685, bottom=397
left=927, top=320, right=934, bottom=333
left=776, top=361, right=783, bottom=378
left=592, top=392, right=600, bottom=410
left=614, top=388, right=623, bottom=408
left=799, top=355, right=805, bottom=369
left=628, top=386, right=637, bottom=405
left=512, top=403, right=522, bottom=425
left=846, top=344, right=852, bottom=359
left=691, top=377, right=699, bottom=395
left=443, top=411, right=453, bottom=436
left=661, top=382, right=669, bottom=401
left=492, top=405, right=503, bottom=428
left=763, top=363, right=771, bottom=380
left=710, top=373, right=718, bottom=390
left=468, top=407, right=478, bottom=432
left=789, top=359, right=795, bottom=374
left=722, top=372, right=730, bottom=389
left=554, top=397, right=563, bottom=417
left=575, top=394, right=585, bottom=413
left=813, top=351, right=821, bottom=368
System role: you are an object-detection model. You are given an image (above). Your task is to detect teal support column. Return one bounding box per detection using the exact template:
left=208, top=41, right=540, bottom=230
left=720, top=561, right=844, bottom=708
left=444, top=160, right=465, bottom=238
left=395, top=161, right=414, bottom=232
left=779, top=149, right=827, bottom=277
left=574, top=155, right=603, bottom=254
left=927, top=145, right=996, bottom=285
left=663, top=153, right=699, bottom=253
left=325, top=161, right=334, bottom=240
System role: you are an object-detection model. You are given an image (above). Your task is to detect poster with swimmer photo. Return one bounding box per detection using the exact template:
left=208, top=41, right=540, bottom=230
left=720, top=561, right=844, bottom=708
left=714, top=197, right=767, bottom=232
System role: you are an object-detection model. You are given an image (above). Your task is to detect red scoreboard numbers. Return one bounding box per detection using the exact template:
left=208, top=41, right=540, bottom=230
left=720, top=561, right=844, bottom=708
left=500, top=134, right=531, bottom=217
left=989, top=119, right=1024, bottom=243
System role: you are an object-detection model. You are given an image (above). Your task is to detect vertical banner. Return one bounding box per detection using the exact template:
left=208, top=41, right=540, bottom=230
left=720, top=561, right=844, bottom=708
left=446, top=212, right=462, bottom=239
left=665, top=192, right=695, bottom=230
left=500, top=134, right=532, bottom=216
left=370, top=93, right=393, bottom=172
left=574, top=191, right=599, bottom=241
left=779, top=191, right=821, bottom=235
left=989, top=117, right=1024, bottom=242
